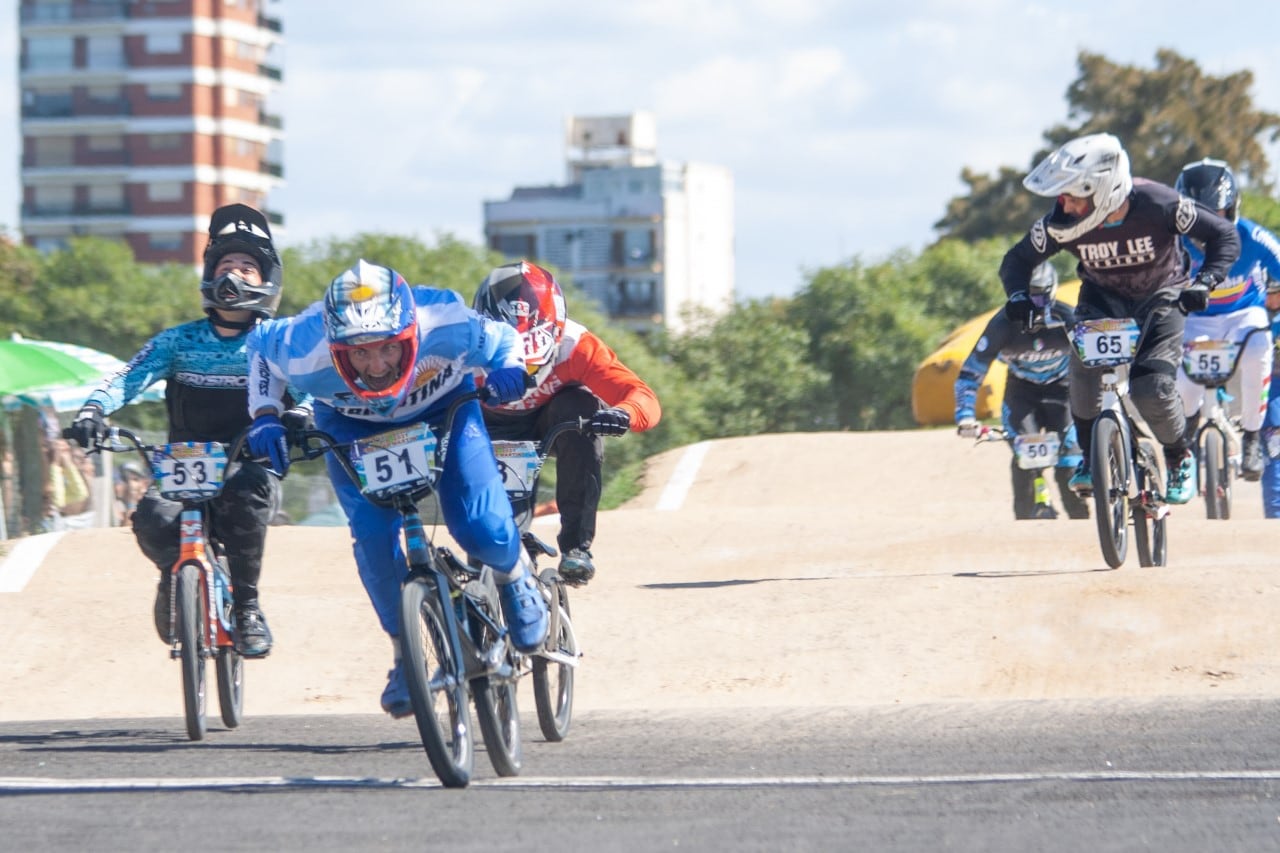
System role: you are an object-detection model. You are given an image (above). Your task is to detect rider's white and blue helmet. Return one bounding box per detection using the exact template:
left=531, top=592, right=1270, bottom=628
left=324, top=259, right=419, bottom=415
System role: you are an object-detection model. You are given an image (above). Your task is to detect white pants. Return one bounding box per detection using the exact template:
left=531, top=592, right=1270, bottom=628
left=1176, top=306, right=1273, bottom=432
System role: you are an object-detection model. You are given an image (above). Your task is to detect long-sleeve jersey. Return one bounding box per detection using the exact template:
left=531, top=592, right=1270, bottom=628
left=1181, top=216, right=1280, bottom=316
left=247, top=286, right=523, bottom=423
left=954, top=301, right=1076, bottom=422
left=999, top=178, right=1240, bottom=301
left=84, top=317, right=306, bottom=445
left=479, top=319, right=662, bottom=432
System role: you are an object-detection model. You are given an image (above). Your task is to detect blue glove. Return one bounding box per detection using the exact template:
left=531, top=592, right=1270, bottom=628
left=486, top=367, right=530, bottom=404
left=247, top=413, right=290, bottom=474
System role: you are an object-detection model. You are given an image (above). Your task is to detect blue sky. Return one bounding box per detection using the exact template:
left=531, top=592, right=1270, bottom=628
left=2, top=0, right=1278, bottom=300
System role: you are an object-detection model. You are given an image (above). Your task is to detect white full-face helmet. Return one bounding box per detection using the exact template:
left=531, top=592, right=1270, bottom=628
left=1023, top=133, right=1133, bottom=242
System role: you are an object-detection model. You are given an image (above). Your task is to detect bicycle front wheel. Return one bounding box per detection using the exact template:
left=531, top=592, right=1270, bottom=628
left=1091, top=415, right=1129, bottom=569
left=1202, top=428, right=1231, bottom=520
left=532, top=579, right=577, bottom=742
left=175, top=564, right=207, bottom=741
left=400, top=576, right=474, bottom=788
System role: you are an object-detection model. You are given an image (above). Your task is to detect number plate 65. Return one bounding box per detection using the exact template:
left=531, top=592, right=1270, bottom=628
left=1072, top=319, right=1140, bottom=367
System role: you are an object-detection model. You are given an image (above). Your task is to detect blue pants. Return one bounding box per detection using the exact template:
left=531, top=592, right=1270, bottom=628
left=318, top=397, right=522, bottom=638
left=1263, top=392, right=1280, bottom=518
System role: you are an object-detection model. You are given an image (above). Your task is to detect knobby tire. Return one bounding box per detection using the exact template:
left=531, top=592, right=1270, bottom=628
left=176, top=564, right=207, bottom=741
left=1202, top=428, right=1231, bottom=520
left=532, top=580, right=577, bottom=742
left=400, top=576, right=474, bottom=788
left=1091, top=415, right=1129, bottom=569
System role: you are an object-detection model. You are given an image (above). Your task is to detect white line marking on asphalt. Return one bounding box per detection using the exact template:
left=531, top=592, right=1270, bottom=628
left=655, top=441, right=710, bottom=511
left=0, top=532, right=64, bottom=593
left=5, top=769, right=1280, bottom=793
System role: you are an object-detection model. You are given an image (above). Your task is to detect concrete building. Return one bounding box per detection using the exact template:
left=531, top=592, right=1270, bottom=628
left=484, top=112, right=734, bottom=335
left=17, top=0, right=284, bottom=264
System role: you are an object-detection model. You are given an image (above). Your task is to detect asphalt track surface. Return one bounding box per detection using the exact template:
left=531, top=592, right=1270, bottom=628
left=3, top=429, right=1280, bottom=851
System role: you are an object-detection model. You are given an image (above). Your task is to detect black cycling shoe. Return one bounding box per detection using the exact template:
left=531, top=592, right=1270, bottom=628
left=558, top=548, right=596, bottom=585
left=233, top=602, right=273, bottom=658
left=153, top=573, right=172, bottom=643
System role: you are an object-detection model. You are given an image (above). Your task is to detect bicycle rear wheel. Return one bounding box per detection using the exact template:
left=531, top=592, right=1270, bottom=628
left=400, top=576, right=474, bottom=788
left=473, top=675, right=522, bottom=777
left=175, top=564, right=207, bottom=741
left=216, top=649, right=244, bottom=728
left=1090, top=415, right=1129, bottom=569
left=532, top=578, right=577, bottom=742
left=1202, top=428, right=1231, bottom=520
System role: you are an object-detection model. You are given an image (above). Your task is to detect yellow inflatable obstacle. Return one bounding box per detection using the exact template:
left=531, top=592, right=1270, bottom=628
left=911, top=280, right=1080, bottom=426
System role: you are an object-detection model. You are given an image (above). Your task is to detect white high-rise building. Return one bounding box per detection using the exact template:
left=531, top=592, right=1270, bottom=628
left=484, top=112, right=734, bottom=335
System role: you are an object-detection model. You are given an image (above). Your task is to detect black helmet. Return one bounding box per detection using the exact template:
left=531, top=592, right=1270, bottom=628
left=1175, top=158, right=1239, bottom=222
left=200, top=203, right=283, bottom=319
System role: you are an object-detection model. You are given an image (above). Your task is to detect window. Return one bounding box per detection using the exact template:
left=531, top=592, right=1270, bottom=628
left=25, top=36, right=74, bottom=71
left=491, top=233, right=536, bottom=259
left=148, top=232, right=184, bottom=251
left=87, top=134, right=124, bottom=153
left=34, top=137, right=74, bottom=167
left=34, top=185, right=75, bottom=214
left=146, top=83, right=183, bottom=101
left=148, top=134, right=182, bottom=151
left=87, top=183, right=125, bottom=212
left=145, top=33, right=183, bottom=54
left=85, top=35, right=125, bottom=69
left=147, top=182, right=183, bottom=202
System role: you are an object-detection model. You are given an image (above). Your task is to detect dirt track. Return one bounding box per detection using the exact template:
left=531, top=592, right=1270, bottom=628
left=3, top=428, right=1279, bottom=722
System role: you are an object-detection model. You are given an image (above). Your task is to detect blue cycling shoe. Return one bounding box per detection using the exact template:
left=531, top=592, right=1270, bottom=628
left=380, top=661, right=413, bottom=719
left=499, top=574, right=549, bottom=653
left=1165, top=449, right=1197, bottom=505
left=1068, top=459, right=1093, bottom=495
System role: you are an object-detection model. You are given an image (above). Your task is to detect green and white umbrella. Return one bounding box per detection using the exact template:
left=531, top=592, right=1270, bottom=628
left=0, top=333, right=164, bottom=412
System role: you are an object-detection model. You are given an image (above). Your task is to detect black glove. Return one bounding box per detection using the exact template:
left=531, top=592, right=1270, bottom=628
left=1003, top=292, right=1034, bottom=327
left=588, top=406, right=631, bottom=437
left=280, top=406, right=314, bottom=433
left=1178, top=276, right=1214, bottom=315
left=68, top=405, right=106, bottom=449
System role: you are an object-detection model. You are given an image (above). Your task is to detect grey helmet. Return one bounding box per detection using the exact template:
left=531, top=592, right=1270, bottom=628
left=200, top=204, right=283, bottom=319
left=1023, top=133, right=1133, bottom=242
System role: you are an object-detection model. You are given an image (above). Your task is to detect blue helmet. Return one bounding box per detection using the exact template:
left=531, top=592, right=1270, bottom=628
left=324, top=259, right=419, bottom=412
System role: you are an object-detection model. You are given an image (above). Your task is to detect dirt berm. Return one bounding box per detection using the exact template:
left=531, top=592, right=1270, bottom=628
left=2, top=429, right=1278, bottom=722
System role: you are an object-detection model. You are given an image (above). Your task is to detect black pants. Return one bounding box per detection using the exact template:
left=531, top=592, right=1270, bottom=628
left=483, top=387, right=605, bottom=553
left=1004, top=377, right=1090, bottom=520
left=1069, top=283, right=1189, bottom=461
left=131, top=460, right=278, bottom=606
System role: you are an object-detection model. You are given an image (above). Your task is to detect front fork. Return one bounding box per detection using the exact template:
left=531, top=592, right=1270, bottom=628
left=167, top=508, right=233, bottom=657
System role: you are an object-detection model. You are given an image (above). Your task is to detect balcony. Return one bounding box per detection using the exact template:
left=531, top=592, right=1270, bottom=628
left=22, top=202, right=133, bottom=218
left=258, top=111, right=284, bottom=130
left=258, top=14, right=283, bottom=33
left=261, top=160, right=284, bottom=178
left=266, top=210, right=285, bottom=227
left=20, top=2, right=129, bottom=23
left=258, top=64, right=283, bottom=82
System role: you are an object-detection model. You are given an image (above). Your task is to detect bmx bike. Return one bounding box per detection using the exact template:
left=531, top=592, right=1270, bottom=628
left=489, top=418, right=588, bottom=742
left=292, top=390, right=524, bottom=788
left=1181, top=327, right=1270, bottom=519
left=67, top=425, right=250, bottom=740
left=1068, top=315, right=1169, bottom=569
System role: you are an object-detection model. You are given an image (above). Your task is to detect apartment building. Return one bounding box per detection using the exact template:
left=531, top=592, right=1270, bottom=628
left=483, top=112, right=734, bottom=335
left=18, top=0, right=284, bottom=264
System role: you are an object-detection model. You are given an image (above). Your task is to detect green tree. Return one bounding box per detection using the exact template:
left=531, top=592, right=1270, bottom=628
left=936, top=49, right=1280, bottom=241
left=663, top=299, right=834, bottom=437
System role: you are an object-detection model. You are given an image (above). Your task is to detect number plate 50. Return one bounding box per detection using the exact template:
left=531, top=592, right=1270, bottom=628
left=1012, top=432, right=1060, bottom=470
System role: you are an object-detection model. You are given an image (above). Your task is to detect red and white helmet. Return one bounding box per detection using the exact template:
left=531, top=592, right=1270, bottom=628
left=473, top=261, right=567, bottom=373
